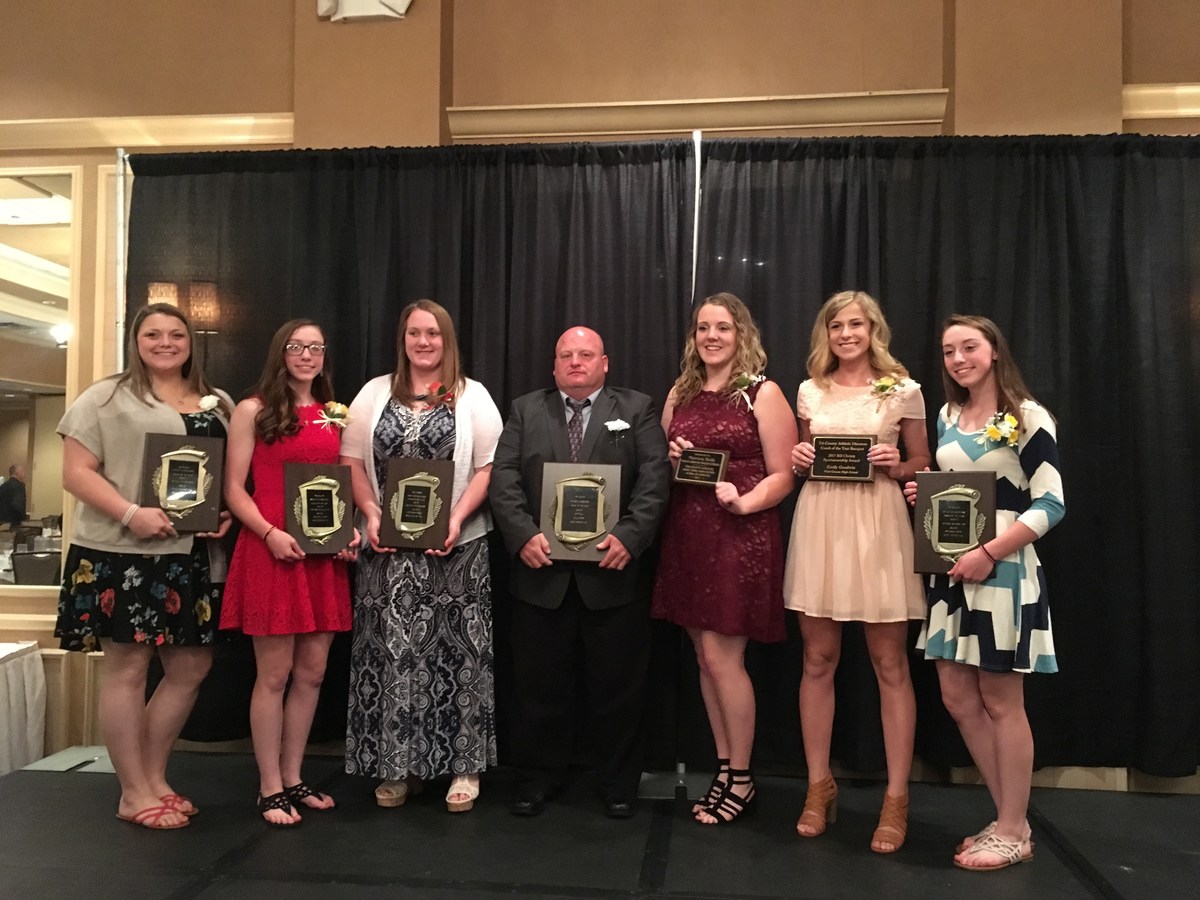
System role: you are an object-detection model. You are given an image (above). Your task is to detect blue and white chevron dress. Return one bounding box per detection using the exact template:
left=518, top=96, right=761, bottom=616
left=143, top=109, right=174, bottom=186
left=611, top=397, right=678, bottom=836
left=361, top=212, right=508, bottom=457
left=917, top=400, right=1064, bottom=674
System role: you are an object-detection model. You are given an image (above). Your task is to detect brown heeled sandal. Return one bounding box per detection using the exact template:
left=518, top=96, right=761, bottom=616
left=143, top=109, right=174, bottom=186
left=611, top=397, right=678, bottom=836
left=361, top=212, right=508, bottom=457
left=796, top=774, right=837, bottom=837
left=870, top=791, right=908, bottom=853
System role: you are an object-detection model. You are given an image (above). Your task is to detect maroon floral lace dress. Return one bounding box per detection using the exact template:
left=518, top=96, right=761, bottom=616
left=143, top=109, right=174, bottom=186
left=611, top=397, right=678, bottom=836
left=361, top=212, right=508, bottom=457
left=650, top=384, right=786, bottom=642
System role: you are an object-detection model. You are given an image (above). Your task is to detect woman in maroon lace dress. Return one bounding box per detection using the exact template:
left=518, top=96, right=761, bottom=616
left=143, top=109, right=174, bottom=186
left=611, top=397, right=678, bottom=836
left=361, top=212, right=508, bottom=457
left=651, top=292, right=797, bottom=825
left=222, top=320, right=357, bottom=826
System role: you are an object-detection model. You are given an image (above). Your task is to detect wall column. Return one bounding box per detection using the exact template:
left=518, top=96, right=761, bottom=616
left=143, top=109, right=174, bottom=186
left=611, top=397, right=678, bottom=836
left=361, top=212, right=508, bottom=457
left=293, top=0, right=453, bottom=148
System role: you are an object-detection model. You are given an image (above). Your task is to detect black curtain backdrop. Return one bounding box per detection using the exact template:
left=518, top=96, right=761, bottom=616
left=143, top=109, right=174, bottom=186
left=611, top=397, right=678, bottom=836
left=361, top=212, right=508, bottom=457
left=127, top=135, right=1200, bottom=777
left=126, top=142, right=695, bottom=755
left=693, top=136, right=1200, bottom=777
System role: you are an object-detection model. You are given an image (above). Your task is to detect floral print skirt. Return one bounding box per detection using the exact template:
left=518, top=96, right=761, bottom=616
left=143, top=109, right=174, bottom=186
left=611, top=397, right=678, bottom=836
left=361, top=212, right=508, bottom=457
left=55, top=541, right=223, bottom=652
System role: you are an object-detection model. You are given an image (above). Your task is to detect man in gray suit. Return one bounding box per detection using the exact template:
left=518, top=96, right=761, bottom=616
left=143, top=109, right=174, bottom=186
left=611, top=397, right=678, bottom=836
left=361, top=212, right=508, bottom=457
left=489, top=326, right=671, bottom=818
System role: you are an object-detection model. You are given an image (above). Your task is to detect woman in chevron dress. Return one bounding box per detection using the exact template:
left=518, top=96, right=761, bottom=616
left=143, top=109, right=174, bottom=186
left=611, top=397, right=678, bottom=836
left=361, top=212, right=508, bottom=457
left=906, top=314, right=1064, bottom=872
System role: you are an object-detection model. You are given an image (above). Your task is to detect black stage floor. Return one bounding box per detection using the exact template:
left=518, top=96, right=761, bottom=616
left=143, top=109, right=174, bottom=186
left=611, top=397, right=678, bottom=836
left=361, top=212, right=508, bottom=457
left=1, top=751, right=1195, bottom=899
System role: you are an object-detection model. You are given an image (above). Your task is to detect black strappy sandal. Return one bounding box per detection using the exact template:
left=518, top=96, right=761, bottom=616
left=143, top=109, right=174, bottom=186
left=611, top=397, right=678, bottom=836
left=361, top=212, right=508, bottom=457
left=257, top=791, right=300, bottom=827
left=691, top=758, right=731, bottom=813
left=284, top=781, right=334, bottom=811
left=697, top=769, right=756, bottom=825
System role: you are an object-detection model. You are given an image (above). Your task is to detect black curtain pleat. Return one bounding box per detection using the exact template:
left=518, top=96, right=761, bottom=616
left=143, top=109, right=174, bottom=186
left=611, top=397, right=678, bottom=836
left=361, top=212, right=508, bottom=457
left=126, top=135, right=1200, bottom=777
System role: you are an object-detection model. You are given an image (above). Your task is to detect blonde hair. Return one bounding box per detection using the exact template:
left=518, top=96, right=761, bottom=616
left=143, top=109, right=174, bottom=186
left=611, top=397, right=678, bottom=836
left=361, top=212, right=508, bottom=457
left=806, top=290, right=908, bottom=387
left=672, top=292, right=767, bottom=409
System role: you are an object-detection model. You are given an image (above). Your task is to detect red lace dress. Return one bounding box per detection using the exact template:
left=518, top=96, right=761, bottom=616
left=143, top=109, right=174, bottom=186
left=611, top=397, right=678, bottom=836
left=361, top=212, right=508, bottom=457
left=651, top=385, right=786, bottom=642
left=221, top=404, right=352, bottom=636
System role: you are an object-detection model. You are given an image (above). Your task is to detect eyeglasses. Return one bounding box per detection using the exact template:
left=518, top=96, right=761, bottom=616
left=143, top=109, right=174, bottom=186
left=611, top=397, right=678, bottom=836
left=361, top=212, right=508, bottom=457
left=284, top=342, right=326, bottom=356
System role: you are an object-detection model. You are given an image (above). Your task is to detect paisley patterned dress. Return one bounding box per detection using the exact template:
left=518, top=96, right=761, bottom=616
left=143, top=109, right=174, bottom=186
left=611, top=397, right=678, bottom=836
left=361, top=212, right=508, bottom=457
left=344, top=400, right=497, bottom=780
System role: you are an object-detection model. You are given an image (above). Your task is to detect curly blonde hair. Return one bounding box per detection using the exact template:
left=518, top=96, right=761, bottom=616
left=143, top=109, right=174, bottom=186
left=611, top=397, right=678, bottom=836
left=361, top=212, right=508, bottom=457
left=806, top=290, right=908, bottom=387
left=671, top=292, right=767, bottom=409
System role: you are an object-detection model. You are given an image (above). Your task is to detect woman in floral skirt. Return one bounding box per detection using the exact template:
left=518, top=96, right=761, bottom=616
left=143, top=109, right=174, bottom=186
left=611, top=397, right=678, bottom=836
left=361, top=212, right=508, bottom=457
left=55, top=303, right=233, bottom=830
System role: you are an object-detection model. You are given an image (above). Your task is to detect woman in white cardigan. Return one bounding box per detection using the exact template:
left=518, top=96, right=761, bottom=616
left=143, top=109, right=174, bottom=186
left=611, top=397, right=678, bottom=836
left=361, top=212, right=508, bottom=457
left=341, top=299, right=502, bottom=813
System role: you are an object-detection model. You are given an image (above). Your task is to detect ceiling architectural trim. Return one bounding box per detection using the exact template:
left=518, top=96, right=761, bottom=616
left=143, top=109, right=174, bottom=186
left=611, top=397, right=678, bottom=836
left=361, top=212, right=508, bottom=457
left=0, top=114, right=294, bottom=152
left=1123, top=84, right=1200, bottom=120
left=447, top=89, right=949, bottom=142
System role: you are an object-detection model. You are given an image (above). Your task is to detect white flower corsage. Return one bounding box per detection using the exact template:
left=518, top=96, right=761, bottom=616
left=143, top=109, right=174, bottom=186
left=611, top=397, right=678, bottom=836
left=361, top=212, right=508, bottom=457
left=605, top=419, right=630, bottom=432
left=869, top=375, right=914, bottom=407
left=198, top=394, right=219, bottom=412
left=975, top=411, right=1019, bottom=448
left=731, top=373, right=765, bottom=410
left=317, top=401, right=351, bottom=431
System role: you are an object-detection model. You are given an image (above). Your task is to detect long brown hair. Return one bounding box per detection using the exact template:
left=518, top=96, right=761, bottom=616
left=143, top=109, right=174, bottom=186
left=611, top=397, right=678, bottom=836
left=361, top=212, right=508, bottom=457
left=940, top=314, right=1038, bottom=430
left=806, top=290, right=908, bottom=387
left=672, top=292, right=768, bottom=409
left=390, top=299, right=465, bottom=404
left=251, top=319, right=335, bottom=443
left=107, top=303, right=232, bottom=416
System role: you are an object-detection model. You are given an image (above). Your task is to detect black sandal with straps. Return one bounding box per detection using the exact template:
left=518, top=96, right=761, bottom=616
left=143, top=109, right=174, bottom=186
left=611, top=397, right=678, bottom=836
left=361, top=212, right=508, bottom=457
left=257, top=791, right=300, bottom=828
left=692, top=758, right=731, bottom=813
left=284, top=781, right=334, bottom=811
left=697, top=768, right=756, bottom=825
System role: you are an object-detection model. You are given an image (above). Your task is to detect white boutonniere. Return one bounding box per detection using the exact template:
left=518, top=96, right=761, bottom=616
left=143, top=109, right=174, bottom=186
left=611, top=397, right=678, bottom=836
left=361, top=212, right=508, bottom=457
left=731, top=373, right=765, bottom=410
left=198, top=394, right=219, bottom=412
left=975, top=411, right=1019, bottom=448
left=316, top=401, right=351, bottom=431
left=606, top=419, right=630, bottom=442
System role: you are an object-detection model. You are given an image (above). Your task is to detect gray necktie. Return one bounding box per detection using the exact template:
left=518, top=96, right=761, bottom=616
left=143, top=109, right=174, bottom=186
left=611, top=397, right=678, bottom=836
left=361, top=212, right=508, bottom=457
left=566, top=398, right=590, bottom=462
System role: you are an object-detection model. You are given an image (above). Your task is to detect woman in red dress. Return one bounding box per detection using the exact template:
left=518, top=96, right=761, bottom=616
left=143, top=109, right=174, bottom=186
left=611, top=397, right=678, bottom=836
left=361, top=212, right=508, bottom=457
left=222, top=320, right=357, bottom=826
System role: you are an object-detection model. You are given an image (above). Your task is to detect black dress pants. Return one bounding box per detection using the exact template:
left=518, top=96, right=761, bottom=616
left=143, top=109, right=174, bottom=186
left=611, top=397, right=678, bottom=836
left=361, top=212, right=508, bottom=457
left=509, top=577, right=650, bottom=801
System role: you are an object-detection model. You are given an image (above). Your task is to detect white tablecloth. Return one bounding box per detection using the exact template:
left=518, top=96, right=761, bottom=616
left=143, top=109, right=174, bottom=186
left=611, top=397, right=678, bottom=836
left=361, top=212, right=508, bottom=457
left=0, top=641, right=46, bottom=774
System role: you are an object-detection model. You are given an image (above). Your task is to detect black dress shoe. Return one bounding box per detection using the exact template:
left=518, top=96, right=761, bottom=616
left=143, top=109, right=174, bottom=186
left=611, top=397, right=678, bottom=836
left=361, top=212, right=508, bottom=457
left=511, top=790, right=546, bottom=817
left=605, top=798, right=635, bottom=819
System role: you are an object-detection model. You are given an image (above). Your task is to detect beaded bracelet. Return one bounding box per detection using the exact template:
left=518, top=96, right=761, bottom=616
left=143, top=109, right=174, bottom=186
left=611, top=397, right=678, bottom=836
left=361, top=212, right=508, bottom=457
left=120, top=504, right=139, bottom=528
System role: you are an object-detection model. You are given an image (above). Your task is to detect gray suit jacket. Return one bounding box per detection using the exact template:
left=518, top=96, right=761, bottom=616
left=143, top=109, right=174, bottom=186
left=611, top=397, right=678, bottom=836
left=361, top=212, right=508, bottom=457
left=489, top=385, right=671, bottom=610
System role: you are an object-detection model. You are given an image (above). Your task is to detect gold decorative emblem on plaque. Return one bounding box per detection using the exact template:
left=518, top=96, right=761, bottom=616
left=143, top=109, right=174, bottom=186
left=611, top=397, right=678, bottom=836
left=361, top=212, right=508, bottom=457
left=389, top=471, right=444, bottom=541
left=924, top=483, right=988, bottom=563
left=292, top=475, right=346, bottom=545
left=549, top=473, right=612, bottom=551
left=151, top=445, right=213, bottom=521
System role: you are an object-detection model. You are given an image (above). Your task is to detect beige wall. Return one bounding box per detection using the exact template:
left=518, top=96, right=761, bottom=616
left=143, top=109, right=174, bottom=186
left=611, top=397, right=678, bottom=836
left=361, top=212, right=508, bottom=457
left=952, top=0, right=1124, bottom=135
left=293, top=0, right=453, bottom=148
left=4, top=1, right=1198, bottom=144
left=0, top=337, right=66, bottom=388
left=0, top=410, right=31, bottom=483
left=1124, top=0, right=1200, bottom=83
left=453, top=0, right=943, bottom=106
left=0, top=0, right=293, bottom=120
left=29, top=395, right=65, bottom=518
